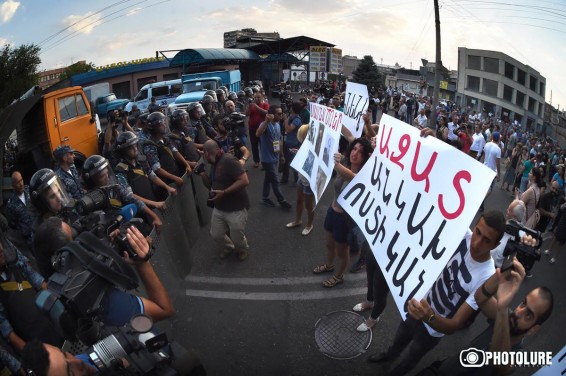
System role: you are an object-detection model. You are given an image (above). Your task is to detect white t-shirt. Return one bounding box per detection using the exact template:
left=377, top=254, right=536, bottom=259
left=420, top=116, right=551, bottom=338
left=424, top=229, right=495, bottom=337
left=490, top=232, right=512, bottom=268
left=470, top=133, right=486, bottom=154
left=416, top=114, right=428, bottom=128
left=447, top=122, right=459, bottom=141
left=483, top=142, right=501, bottom=172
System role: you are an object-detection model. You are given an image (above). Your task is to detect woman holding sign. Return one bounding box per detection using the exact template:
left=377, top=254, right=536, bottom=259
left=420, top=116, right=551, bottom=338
left=313, top=137, right=373, bottom=288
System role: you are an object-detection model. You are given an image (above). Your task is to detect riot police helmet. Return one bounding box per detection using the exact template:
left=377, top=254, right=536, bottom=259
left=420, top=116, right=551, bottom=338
left=30, top=168, right=72, bottom=214
left=244, top=87, right=253, bottom=96
left=83, top=155, right=117, bottom=188
left=114, top=131, right=139, bottom=151
left=200, top=95, right=215, bottom=104
left=147, top=111, right=167, bottom=132
left=204, top=90, right=217, bottom=102
left=228, top=91, right=238, bottom=101
left=170, top=109, right=189, bottom=128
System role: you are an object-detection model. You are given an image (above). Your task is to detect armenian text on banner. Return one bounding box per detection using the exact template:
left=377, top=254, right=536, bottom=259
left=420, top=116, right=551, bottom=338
left=337, top=114, right=495, bottom=319
left=343, top=82, right=369, bottom=138
left=290, top=103, right=343, bottom=205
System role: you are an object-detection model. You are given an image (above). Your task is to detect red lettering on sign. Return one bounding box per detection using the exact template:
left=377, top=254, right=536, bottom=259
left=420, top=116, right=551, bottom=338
left=390, top=134, right=410, bottom=170
left=438, top=170, right=471, bottom=220
left=410, top=141, right=438, bottom=193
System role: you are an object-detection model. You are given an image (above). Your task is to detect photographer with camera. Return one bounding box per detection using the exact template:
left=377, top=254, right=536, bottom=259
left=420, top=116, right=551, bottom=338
left=368, top=211, right=506, bottom=375
left=114, top=131, right=176, bottom=208
left=490, top=200, right=527, bottom=269
left=21, top=225, right=180, bottom=376
left=143, top=112, right=192, bottom=188
left=212, top=115, right=250, bottom=166
left=196, top=140, right=250, bottom=261
left=224, top=100, right=248, bottom=146
left=82, top=155, right=163, bottom=233
left=418, top=257, right=553, bottom=375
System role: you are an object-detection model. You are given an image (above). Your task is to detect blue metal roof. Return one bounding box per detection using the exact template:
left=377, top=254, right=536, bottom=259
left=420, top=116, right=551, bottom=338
left=169, top=48, right=260, bottom=67
left=71, top=59, right=170, bottom=86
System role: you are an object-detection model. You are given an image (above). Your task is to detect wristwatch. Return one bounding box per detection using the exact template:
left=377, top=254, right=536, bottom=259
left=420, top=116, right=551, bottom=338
left=427, top=312, right=436, bottom=323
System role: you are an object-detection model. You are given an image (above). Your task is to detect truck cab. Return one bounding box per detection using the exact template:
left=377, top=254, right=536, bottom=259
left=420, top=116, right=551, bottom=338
left=0, top=85, right=99, bottom=198
left=94, top=93, right=129, bottom=118
left=168, top=70, right=241, bottom=113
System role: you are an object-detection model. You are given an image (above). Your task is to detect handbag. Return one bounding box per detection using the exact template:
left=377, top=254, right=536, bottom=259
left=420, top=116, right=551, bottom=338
left=525, top=189, right=540, bottom=229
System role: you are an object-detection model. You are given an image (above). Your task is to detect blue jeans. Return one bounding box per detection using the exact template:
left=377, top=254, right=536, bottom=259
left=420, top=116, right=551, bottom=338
left=520, top=176, right=529, bottom=193
left=262, top=162, right=285, bottom=202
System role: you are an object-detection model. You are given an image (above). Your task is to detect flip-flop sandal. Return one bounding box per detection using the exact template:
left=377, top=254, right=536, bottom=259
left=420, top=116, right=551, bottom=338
left=322, top=275, right=343, bottom=288
left=313, top=264, right=335, bottom=274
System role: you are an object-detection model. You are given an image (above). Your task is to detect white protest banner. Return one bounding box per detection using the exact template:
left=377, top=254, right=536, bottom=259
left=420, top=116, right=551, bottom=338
left=290, top=103, right=343, bottom=205
left=343, top=82, right=369, bottom=138
left=337, top=114, right=495, bottom=319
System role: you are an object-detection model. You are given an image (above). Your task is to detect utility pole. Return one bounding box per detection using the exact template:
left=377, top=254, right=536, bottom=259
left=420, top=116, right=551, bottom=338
left=431, top=0, right=442, bottom=129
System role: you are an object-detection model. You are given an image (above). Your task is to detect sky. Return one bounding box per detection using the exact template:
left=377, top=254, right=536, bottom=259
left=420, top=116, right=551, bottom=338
left=0, top=0, right=565, bottom=108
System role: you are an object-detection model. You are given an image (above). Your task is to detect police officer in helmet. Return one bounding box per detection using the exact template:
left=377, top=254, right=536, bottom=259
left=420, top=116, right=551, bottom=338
left=114, top=131, right=176, bottom=207
left=83, top=154, right=163, bottom=232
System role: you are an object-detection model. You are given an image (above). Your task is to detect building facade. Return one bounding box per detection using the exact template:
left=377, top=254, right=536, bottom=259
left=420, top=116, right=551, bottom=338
left=38, top=60, right=86, bottom=89
left=224, top=28, right=280, bottom=48
left=457, top=47, right=546, bottom=131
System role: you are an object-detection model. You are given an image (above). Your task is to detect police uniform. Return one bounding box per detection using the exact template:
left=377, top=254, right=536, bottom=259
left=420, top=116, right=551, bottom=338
left=4, top=187, right=37, bottom=248
left=55, top=165, right=84, bottom=200
left=143, top=137, right=182, bottom=183
left=0, top=242, right=64, bottom=347
left=115, top=158, right=157, bottom=201
left=187, top=119, right=209, bottom=145
left=168, top=129, right=200, bottom=162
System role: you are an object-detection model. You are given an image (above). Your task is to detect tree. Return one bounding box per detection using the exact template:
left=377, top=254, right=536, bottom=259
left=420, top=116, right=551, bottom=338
left=352, top=55, right=384, bottom=89
left=59, top=61, right=95, bottom=81
left=0, top=43, right=41, bottom=110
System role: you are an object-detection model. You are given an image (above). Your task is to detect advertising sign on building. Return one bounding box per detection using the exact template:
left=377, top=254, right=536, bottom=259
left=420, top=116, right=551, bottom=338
left=309, top=46, right=327, bottom=72
left=329, top=48, right=343, bottom=74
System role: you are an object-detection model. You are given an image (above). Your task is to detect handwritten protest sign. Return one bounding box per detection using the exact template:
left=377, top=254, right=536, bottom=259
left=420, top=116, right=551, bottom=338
left=337, top=115, right=495, bottom=319
left=343, top=82, right=369, bottom=138
left=291, top=103, right=343, bottom=205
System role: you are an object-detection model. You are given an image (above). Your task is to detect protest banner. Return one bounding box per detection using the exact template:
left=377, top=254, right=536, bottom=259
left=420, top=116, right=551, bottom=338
left=337, top=114, right=495, bottom=319
left=290, top=103, right=343, bottom=205
left=343, top=82, right=369, bottom=138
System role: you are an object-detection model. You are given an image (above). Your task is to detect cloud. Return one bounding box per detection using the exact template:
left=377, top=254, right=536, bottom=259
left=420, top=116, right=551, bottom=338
left=0, top=0, right=19, bottom=22
left=62, top=11, right=102, bottom=35
left=0, top=36, right=10, bottom=46
left=126, top=7, right=142, bottom=16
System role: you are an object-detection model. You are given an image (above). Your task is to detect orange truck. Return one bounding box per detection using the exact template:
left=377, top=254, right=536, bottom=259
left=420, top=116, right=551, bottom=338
left=0, top=84, right=99, bottom=202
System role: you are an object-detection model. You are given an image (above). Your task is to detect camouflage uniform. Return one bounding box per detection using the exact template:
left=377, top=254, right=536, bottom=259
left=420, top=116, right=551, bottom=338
left=4, top=187, right=37, bottom=248
left=55, top=165, right=84, bottom=200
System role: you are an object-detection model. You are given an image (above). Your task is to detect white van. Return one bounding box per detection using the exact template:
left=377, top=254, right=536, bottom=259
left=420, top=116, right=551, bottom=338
left=125, top=79, right=182, bottom=113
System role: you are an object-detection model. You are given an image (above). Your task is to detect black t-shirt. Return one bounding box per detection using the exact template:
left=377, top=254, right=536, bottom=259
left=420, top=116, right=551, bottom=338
left=536, top=191, right=557, bottom=231
left=211, top=153, right=249, bottom=212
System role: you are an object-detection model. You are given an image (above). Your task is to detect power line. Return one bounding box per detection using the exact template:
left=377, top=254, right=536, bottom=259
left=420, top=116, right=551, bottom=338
left=402, top=1, right=434, bottom=66
left=37, top=0, right=133, bottom=46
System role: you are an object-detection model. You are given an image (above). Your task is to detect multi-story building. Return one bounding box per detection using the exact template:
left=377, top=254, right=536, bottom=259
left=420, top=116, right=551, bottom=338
left=456, top=47, right=546, bottom=132
left=342, top=55, right=360, bottom=79
left=37, top=60, right=86, bottom=89
left=224, top=28, right=280, bottom=48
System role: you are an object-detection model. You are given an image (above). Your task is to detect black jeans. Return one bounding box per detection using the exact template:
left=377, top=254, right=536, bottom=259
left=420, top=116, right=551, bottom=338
left=386, top=316, right=442, bottom=376
left=249, top=129, right=261, bottom=164
left=365, top=247, right=390, bottom=320
left=281, top=143, right=299, bottom=183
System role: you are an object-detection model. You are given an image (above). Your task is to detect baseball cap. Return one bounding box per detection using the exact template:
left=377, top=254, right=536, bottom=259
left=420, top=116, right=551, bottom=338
left=492, top=132, right=500, bottom=141
left=53, top=145, right=75, bottom=160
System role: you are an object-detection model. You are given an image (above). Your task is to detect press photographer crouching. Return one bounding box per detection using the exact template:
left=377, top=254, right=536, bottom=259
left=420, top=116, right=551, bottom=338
left=21, top=222, right=202, bottom=375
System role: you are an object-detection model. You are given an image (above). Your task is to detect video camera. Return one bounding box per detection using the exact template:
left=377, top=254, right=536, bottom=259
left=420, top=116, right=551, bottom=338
left=86, top=314, right=192, bottom=375
left=223, top=112, right=246, bottom=132
left=502, top=220, right=542, bottom=272
left=74, top=185, right=151, bottom=261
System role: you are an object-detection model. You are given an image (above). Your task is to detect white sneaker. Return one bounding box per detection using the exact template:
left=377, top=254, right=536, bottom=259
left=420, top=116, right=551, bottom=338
left=356, top=317, right=380, bottom=332
left=543, top=249, right=550, bottom=256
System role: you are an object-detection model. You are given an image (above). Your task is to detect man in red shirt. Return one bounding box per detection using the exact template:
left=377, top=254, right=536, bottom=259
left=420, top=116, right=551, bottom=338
left=245, top=91, right=269, bottom=168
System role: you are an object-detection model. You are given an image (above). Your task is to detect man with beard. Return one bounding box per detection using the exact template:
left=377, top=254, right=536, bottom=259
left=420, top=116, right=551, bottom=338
left=535, top=180, right=561, bottom=233
left=417, top=258, right=553, bottom=375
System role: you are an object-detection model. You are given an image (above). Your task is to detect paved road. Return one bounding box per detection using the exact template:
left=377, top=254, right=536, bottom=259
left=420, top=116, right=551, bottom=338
left=151, top=112, right=564, bottom=376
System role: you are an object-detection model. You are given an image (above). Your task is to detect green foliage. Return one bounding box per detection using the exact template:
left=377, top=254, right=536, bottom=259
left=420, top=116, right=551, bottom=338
left=352, top=55, right=384, bottom=89
left=0, top=43, right=41, bottom=110
left=59, top=61, right=95, bottom=81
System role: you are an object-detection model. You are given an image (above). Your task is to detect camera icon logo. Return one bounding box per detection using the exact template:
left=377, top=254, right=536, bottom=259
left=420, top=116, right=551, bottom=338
left=460, top=348, right=486, bottom=367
